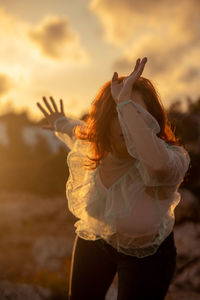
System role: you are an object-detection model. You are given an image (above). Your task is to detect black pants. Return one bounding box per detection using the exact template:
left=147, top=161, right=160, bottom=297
left=68, top=231, right=177, bottom=300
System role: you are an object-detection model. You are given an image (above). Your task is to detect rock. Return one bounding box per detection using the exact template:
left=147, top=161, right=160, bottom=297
left=32, top=236, right=73, bottom=271
left=0, top=280, right=51, bottom=300
left=174, top=222, right=200, bottom=259
left=166, top=290, right=200, bottom=300
left=175, top=189, right=199, bottom=224
left=189, top=264, right=200, bottom=291
left=0, top=192, right=74, bottom=229
left=172, top=222, right=200, bottom=295
left=173, top=262, right=200, bottom=293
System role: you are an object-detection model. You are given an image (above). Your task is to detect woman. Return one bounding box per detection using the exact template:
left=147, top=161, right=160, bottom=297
left=37, top=57, right=190, bottom=300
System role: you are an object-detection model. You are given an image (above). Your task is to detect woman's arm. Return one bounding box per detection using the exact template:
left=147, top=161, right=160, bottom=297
left=117, top=101, right=168, bottom=171
left=54, top=116, right=84, bottom=137
left=116, top=100, right=190, bottom=186
left=111, top=57, right=190, bottom=186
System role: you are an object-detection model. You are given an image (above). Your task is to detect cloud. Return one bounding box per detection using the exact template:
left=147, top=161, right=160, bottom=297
left=29, top=16, right=89, bottom=61
left=0, top=6, right=90, bottom=118
left=111, top=35, right=200, bottom=106
left=0, top=74, right=12, bottom=96
left=178, top=67, right=200, bottom=83
left=89, top=0, right=164, bottom=45
left=89, top=0, right=200, bottom=106
left=0, top=5, right=49, bottom=111
left=112, top=32, right=191, bottom=76
left=90, top=0, right=200, bottom=76
left=90, top=0, right=200, bottom=46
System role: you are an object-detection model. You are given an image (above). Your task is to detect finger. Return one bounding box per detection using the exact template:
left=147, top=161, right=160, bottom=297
left=49, top=96, right=58, bottom=113
left=112, top=72, right=118, bottom=82
left=133, top=58, right=141, bottom=73
left=142, top=57, right=147, bottom=63
left=43, top=96, right=54, bottom=114
left=111, top=72, right=119, bottom=90
left=131, top=57, right=146, bottom=76
left=138, top=57, right=147, bottom=69
left=60, top=99, right=64, bottom=114
left=133, top=57, right=147, bottom=77
left=124, top=58, right=147, bottom=88
left=137, top=57, right=147, bottom=74
left=36, top=102, right=49, bottom=119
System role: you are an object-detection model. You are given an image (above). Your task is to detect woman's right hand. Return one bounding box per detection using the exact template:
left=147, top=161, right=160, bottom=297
left=36, top=96, right=66, bottom=130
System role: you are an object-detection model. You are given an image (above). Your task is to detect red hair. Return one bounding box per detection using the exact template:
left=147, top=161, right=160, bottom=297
left=75, top=76, right=180, bottom=169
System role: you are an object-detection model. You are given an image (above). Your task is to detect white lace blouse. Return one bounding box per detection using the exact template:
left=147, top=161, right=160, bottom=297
left=54, top=100, right=190, bottom=257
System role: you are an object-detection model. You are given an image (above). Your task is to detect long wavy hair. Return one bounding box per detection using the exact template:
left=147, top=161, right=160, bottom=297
left=75, top=76, right=181, bottom=170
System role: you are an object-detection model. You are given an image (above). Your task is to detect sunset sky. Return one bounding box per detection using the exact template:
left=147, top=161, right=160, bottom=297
left=0, top=0, right=199, bottom=120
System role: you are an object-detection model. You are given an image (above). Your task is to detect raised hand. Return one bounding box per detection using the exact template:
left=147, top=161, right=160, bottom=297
left=36, top=96, right=65, bottom=131
left=111, top=57, right=147, bottom=103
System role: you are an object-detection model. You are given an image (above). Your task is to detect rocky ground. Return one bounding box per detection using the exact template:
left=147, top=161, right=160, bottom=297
left=0, top=189, right=199, bottom=300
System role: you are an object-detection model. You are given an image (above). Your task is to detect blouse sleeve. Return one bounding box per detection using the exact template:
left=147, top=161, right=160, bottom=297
left=116, top=101, right=190, bottom=186
left=53, top=116, right=84, bottom=150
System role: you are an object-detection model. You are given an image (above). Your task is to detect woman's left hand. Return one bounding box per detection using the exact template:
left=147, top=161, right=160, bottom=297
left=111, top=57, right=147, bottom=104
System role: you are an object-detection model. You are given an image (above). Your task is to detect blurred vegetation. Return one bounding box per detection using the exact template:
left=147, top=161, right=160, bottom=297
left=0, top=96, right=199, bottom=198
left=0, top=112, right=68, bottom=196
left=167, top=97, right=200, bottom=198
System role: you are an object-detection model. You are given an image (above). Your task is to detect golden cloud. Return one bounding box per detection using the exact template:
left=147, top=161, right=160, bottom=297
left=90, top=0, right=200, bottom=46
left=0, top=6, right=90, bottom=117
left=29, top=16, right=88, bottom=61
left=112, top=33, right=190, bottom=75
left=0, top=74, right=12, bottom=96
left=0, top=7, right=40, bottom=89
left=90, top=0, right=200, bottom=103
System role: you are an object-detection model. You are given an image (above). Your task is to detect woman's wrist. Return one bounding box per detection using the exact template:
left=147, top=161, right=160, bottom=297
left=116, top=99, right=132, bottom=109
left=54, top=116, right=68, bottom=131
